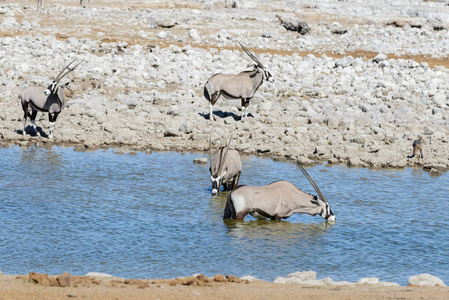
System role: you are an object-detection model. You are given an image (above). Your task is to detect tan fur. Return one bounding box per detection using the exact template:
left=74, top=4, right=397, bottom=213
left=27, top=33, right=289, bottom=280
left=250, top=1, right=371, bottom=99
left=407, top=135, right=424, bottom=160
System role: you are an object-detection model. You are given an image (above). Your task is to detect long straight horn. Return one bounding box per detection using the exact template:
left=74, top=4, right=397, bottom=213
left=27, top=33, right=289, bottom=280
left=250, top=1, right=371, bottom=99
left=217, top=134, right=233, bottom=175
left=209, top=132, right=215, bottom=175
left=239, top=43, right=265, bottom=69
left=54, top=59, right=82, bottom=83
left=296, top=162, right=327, bottom=203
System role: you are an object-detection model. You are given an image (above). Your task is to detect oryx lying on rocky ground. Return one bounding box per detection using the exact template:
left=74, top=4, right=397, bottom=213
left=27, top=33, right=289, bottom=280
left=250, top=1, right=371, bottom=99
left=21, top=59, right=82, bottom=138
left=223, top=162, right=335, bottom=221
left=204, top=43, right=273, bottom=121
left=209, top=134, right=242, bottom=195
left=407, top=135, right=424, bottom=161
left=37, top=0, right=89, bottom=10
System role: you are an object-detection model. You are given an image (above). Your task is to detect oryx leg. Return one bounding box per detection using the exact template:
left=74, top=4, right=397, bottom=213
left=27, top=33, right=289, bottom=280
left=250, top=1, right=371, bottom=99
left=236, top=209, right=250, bottom=221
left=232, top=172, right=241, bottom=190
left=22, top=102, right=29, bottom=136
left=209, top=92, right=221, bottom=121
left=271, top=214, right=282, bottom=221
left=241, top=98, right=250, bottom=121
left=29, top=109, right=38, bottom=136
left=48, top=113, right=59, bottom=138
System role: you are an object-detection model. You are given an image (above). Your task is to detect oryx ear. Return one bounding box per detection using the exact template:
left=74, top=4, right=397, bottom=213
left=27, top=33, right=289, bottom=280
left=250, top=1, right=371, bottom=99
left=310, top=195, right=320, bottom=206
left=61, top=82, right=70, bottom=87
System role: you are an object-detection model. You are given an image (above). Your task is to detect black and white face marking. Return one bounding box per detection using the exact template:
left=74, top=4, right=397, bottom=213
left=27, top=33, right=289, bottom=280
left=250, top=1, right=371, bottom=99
left=312, top=195, right=335, bottom=221
left=44, top=81, right=58, bottom=96
left=321, top=201, right=335, bottom=221
left=211, top=175, right=221, bottom=195
left=263, top=68, right=274, bottom=82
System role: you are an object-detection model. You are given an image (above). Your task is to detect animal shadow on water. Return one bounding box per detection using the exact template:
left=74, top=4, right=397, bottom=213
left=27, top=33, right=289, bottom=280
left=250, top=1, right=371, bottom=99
left=199, top=110, right=253, bottom=121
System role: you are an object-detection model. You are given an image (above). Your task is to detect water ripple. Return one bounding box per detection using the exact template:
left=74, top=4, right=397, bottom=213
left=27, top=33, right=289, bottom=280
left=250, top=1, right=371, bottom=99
left=0, top=145, right=447, bottom=285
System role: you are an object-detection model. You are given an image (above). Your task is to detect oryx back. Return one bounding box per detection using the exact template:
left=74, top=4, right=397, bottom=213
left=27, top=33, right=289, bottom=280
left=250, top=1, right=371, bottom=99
left=208, top=69, right=263, bottom=100
left=22, top=86, right=48, bottom=112
left=229, top=181, right=320, bottom=220
left=212, top=148, right=242, bottom=182
left=210, top=147, right=242, bottom=195
left=22, top=85, right=65, bottom=114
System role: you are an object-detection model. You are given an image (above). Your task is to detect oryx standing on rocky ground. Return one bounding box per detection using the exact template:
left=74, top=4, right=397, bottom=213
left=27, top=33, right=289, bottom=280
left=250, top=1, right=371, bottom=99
left=223, top=163, right=335, bottom=221
left=21, top=59, right=82, bottom=138
left=37, top=0, right=90, bottom=10
left=209, top=134, right=242, bottom=195
left=204, top=43, right=274, bottom=121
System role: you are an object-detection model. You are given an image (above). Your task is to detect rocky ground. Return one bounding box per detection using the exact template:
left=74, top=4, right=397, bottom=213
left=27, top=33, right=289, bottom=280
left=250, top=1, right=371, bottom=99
left=0, top=0, right=448, bottom=175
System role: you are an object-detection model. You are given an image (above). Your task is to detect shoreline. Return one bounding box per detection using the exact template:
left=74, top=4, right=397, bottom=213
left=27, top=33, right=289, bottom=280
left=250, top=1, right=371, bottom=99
left=0, top=136, right=444, bottom=175
left=0, top=272, right=448, bottom=300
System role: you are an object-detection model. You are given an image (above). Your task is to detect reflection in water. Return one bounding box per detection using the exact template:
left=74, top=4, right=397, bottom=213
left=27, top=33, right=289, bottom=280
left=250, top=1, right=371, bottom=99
left=223, top=219, right=333, bottom=244
left=20, top=146, right=63, bottom=173
left=208, top=192, right=228, bottom=217
left=0, top=145, right=448, bottom=285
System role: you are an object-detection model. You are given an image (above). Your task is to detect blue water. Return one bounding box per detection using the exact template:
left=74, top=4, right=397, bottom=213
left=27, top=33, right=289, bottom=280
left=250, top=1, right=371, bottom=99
left=0, top=144, right=448, bottom=285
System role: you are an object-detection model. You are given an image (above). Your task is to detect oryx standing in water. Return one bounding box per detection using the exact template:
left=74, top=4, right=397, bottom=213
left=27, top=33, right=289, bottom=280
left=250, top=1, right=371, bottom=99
left=21, top=59, right=82, bottom=138
left=204, top=43, right=274, bottom=121
left=223, top=163, right=335, bottom=221
left=209, top=134, right=242, bottom=195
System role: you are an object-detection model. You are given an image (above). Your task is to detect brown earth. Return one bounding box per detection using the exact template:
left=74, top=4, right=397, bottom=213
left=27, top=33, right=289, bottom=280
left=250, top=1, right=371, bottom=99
left=4, top=0, right=449, bottom=69
left=0, top=273, right=448, bottom=300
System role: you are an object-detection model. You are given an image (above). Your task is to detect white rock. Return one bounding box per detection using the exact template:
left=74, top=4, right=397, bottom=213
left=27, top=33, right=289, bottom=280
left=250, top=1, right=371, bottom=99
left=380, top=281, right=401, bottom=287
left=358, top=277, right=380, bottom=284
left=189, top=29, right=201, bottom=41
left=373, top=53, right=388, bottom=63
left=274, top=277, right=287, bottom=284
left=158, top=31, right=168, bottom=39
left=286, top=270, right=317, bottom=282
left=407, top=274, right=446, bottom=287
left=85, top=272, right=114, bottom=278
left=240, top=275, right=258, bottom=282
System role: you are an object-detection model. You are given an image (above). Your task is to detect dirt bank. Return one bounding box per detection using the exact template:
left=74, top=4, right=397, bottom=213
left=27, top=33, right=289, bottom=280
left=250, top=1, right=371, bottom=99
left=1, top=273, right=448, bottom=300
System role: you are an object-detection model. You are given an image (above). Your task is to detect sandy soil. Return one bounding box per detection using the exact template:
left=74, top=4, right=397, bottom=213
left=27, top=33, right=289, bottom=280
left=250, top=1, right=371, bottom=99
left=1, top=273, right=448, bottom=300
left=6, top=0, right=449, bottom=69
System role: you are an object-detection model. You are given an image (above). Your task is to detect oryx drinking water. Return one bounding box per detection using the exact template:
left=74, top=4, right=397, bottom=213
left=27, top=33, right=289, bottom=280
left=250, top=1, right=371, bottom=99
left=223, top=163, right=335, bottom=221
left=209, top=135, right=242, bottom=195
left=204, top=43, right=274, bottom=121
left=21, top=59, right=82, bottom=138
